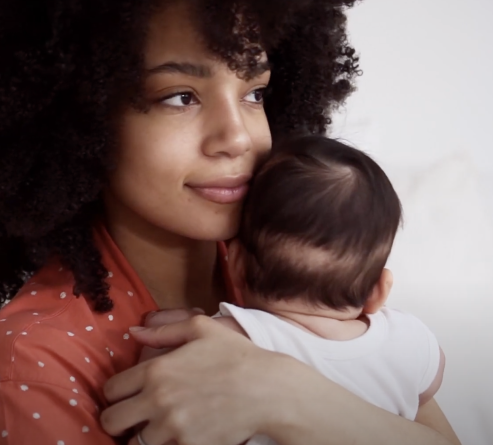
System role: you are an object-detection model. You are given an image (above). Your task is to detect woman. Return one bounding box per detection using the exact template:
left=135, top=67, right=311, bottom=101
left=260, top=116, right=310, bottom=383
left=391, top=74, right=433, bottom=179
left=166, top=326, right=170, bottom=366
left=0, top=0, right=460, bottom=444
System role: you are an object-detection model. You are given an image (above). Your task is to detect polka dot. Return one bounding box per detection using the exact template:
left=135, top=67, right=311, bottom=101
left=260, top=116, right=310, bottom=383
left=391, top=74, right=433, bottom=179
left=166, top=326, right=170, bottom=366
left=0, top=319, right=6, bottom=322
left=1, top=431, right=7, bottom=438
left=57, top=441, right=65, bottom=445
left=69, top=399, right=77, bottom=406
left=127, top=291, right=134, bottom=297
left=33, top=413, right=40, bottom=419
left=33, top=313, right=39, bottom=316
left=72, top=388, right=78, bottom=394
left=225, top=255, right=229, bottom=261
left=20, top=385, right=29, bottom=391
left=11, top=357, right=14, bottom=362
left=108, top=315, right=114, bottom=321
left=6, top=331, right=12, bottom=336
left=108, top=271, right=113, bottom=278
left=69, top=376, right=76, bottom=382
left=82, top=426, right=90, bottom=433
left=30, top=291, right=37, bottom=295
left=60, top=292, right=67, bottom=299
left=123, top=333, right=130, bottom=340
left=21, top=332, right=27, bottom=336
left=38, top=361, right=45, bottom=368
left=85, top=326, right=94, bottom=332
left=67, top=332, right=75, bottom=337
left=109, top=351, right=114, bottom=357
left=85, top=357, right=90, bottom=363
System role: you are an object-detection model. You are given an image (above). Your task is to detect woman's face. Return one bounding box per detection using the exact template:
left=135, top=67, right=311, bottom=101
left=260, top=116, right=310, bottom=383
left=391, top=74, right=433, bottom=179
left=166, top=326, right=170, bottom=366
left=107, top=2, right=272, bottom=241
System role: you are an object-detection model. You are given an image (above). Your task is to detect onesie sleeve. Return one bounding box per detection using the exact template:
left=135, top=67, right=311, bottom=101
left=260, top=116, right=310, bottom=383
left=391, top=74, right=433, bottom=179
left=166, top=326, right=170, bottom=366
left=416, top=319, right=442, bottom=395
left=0, top=380, right=120, bottom=445
left=216, top=302, right=275, bottom=351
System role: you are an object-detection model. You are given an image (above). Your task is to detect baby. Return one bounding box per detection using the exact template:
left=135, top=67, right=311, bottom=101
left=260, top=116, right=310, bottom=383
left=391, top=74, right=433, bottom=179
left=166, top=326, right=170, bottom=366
left=213, top=135, right=445, bottom=445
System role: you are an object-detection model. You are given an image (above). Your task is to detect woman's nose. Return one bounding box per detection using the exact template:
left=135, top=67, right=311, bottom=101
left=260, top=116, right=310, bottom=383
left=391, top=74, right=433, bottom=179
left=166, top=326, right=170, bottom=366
left=201, top=101, right=253, bottom=158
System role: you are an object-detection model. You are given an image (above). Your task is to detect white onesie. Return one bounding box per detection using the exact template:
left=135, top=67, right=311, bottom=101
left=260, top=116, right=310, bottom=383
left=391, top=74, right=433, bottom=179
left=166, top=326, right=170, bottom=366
left=216, top=302, right=441, bottom=445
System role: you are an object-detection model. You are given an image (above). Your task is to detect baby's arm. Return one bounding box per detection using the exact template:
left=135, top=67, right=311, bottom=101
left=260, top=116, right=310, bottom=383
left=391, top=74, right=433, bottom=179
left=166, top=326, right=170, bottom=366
left=419, top=347, right=446, bottom=406
left=415, top=345, right=460, bottom=445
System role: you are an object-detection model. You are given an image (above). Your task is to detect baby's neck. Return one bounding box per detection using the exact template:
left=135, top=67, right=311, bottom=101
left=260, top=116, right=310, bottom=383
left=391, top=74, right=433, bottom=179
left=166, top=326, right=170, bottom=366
left=244, top=297, right=370, bottom=341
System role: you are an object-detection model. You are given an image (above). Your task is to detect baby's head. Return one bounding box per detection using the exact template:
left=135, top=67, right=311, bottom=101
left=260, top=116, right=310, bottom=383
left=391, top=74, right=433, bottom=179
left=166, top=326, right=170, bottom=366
left=229, top=135, right=402, bottom=313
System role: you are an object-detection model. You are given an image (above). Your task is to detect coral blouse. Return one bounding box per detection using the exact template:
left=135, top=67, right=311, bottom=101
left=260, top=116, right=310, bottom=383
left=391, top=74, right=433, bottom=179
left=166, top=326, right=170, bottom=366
left=0, top=224, right=234, bottom=445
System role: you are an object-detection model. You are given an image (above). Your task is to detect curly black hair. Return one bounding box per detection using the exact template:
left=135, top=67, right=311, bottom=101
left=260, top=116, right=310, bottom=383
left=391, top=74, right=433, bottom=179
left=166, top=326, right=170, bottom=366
left=0, top=0, right=360, bottom=312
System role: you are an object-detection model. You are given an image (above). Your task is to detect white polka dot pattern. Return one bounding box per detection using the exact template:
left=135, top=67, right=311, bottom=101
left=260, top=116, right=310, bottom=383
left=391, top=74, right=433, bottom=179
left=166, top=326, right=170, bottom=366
left=1, top=431, right=7, bottom=438
left=69, top=399, right=77, bottom=406
left=33, top=413, right=40, bottom=419
left=82, top=426, right=90, bottom=433
left=20, top=385, right=28, bottom=391
left=60, top=292, right=67, bottom=299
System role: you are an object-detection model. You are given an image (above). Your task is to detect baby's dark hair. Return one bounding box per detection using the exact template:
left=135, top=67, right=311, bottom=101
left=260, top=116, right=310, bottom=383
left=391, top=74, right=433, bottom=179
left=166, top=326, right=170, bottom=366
left=239, top=135, right=402, bottom=310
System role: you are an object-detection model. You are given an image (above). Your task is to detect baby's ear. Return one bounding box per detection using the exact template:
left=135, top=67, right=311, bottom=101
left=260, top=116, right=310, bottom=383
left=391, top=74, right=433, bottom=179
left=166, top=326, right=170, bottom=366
left=363, top=268, right=393, bottom=314
left=227, top=239, right=247, bottom=290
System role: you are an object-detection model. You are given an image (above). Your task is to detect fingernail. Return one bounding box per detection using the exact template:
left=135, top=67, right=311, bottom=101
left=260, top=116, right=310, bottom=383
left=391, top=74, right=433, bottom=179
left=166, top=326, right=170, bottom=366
left=129, top=326, right=146, bottom=332
left=192, top=307, right=205, bottom=314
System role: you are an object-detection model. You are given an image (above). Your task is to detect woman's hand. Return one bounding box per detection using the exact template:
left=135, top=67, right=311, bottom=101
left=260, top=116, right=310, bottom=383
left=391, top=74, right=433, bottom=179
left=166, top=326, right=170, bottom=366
left=101, top=315, right=288, bottom=445
left=138, top=308, right=205, bottom=362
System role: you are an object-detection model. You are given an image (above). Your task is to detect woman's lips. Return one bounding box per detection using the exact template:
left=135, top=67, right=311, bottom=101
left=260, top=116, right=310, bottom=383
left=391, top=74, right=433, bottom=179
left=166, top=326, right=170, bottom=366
left=186, top=175, right=251, bottom=205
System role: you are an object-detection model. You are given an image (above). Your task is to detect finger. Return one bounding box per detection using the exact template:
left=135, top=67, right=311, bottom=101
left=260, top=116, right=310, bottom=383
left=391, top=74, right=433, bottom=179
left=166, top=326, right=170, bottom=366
left=145, top=308, right=205, bottom=327
left=104, top=360, right=148, bottom=403
left=139, top=345, right=172, bottom=362
left=128, top=436, right=178, bottom=445
left=100, top=392, right=150, bottom=436
left=130, top=315, right=219, bottom=349
left=129, top=424, right=178, bottom=445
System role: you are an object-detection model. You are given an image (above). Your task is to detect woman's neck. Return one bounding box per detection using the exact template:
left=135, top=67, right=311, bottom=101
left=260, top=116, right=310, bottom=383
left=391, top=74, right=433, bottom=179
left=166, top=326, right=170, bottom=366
left=104, top=200, right=224, bottom=315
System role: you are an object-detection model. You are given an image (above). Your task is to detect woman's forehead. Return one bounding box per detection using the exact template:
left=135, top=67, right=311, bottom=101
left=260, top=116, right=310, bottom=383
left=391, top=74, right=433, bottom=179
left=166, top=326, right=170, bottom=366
left=145, top=1, right=268, bottom=76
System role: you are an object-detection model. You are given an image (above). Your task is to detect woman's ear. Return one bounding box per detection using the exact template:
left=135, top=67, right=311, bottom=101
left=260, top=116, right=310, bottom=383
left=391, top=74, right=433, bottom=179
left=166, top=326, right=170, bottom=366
left=227, top=239, right=246, bottom=290
left=363, top=268, right=393, bottom=314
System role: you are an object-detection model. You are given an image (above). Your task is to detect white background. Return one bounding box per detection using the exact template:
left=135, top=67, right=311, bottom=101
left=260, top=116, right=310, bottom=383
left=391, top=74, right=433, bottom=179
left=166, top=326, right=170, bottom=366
left=331, top=1, right=493, bottom=444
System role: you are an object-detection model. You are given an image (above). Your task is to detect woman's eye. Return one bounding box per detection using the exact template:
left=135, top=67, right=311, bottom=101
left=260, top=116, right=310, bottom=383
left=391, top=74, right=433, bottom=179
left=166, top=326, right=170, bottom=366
left=161, top=92, right=197, bottom=107
left=245, top=88, right=266, bottom=104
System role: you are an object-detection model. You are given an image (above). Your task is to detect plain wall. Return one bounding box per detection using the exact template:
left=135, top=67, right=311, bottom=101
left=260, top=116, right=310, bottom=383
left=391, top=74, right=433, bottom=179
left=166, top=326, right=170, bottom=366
left=331, top=1, right=493, bottom=444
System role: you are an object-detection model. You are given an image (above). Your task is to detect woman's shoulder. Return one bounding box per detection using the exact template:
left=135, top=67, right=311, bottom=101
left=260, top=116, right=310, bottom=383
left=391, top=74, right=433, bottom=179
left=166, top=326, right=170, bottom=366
left=0, top=261, right=146, bottom=393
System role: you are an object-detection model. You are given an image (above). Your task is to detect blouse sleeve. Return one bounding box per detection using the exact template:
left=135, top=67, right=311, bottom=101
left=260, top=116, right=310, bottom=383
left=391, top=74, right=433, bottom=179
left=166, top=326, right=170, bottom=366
left=0, top=380, right=121, bottom=445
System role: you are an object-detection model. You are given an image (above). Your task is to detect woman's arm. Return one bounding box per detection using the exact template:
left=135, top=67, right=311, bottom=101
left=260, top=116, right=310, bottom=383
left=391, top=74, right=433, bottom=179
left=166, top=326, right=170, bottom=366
left=101, top=316, right=460, bottom=445
left=260, top=357, right=461, bottom=445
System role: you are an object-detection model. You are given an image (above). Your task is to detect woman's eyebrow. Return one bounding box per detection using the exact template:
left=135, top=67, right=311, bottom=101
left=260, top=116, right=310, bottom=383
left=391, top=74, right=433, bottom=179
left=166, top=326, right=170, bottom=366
left=147, top=62, right=213, bottom=78
left=147, top=60, right=271, bottom=78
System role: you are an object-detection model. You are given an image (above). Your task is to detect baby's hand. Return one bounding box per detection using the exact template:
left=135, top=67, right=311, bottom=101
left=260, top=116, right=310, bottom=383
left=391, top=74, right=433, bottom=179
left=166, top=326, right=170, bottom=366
left=138, top=308, right=205, bottom=363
